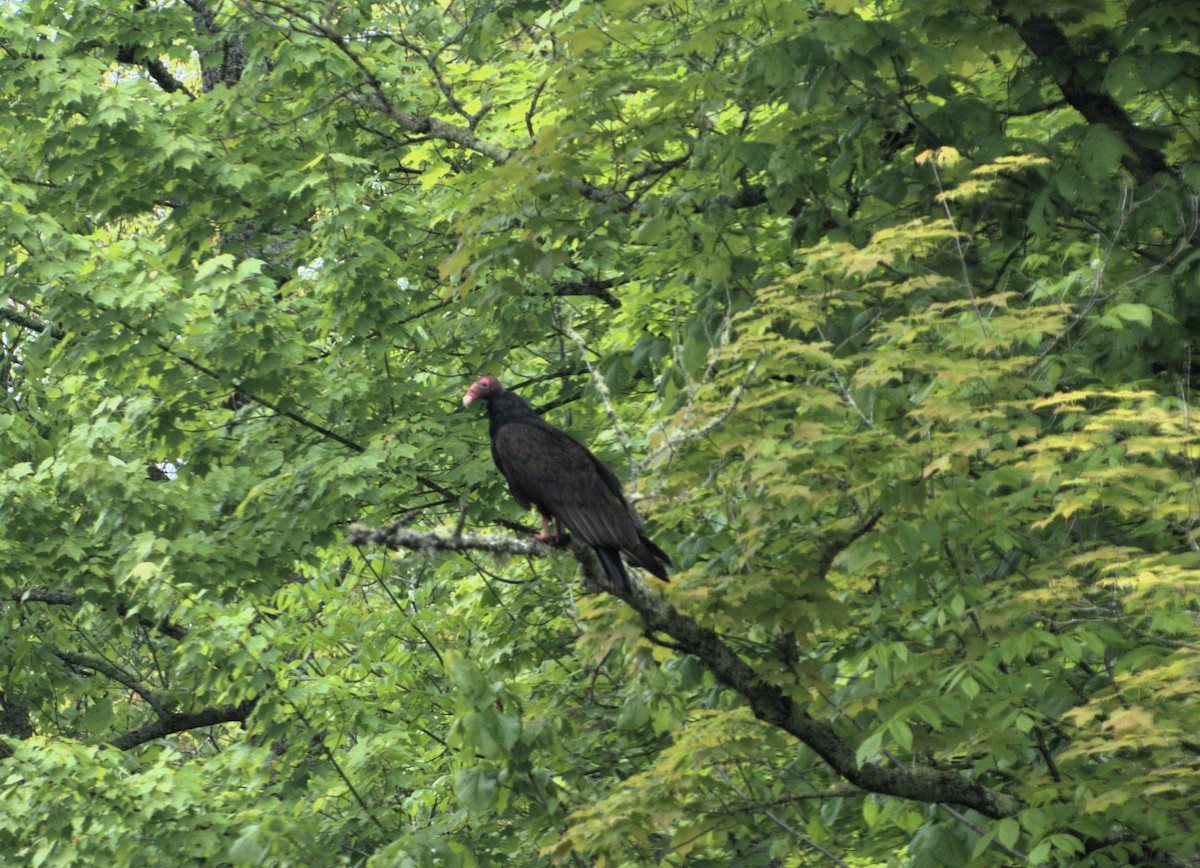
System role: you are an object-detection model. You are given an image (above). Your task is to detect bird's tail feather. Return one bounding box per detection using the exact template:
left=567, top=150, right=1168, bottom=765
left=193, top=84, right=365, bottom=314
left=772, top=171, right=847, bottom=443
left=631, top=535, right=672, bottom=581
left=595, top=547, right=632, bottom=594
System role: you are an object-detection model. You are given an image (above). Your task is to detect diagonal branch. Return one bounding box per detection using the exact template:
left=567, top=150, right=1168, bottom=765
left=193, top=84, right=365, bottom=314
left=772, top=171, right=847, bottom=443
left=115, top=44, right=196, bottom=99
left=349, top=524, right=1023, bottom=819
left=0, top=305, right=367, bottom=455
left=51, top=650, right=169, bottom=717
left=4, top=306, right=460, bottom=518
left=818, top=506, right=883, bottom=581
left=39, top=637, right=255, bottom=750
left=1, top=305, right=58, bottom=336
left=112, top=0, right=197, bottom=99
left=344, top=93, right=513, bottom=164
left=157, top=341, right=368, bottom=453
left=247, top=2, right=765, bottom=217
left=247, top=0, right=512, bottom=163
left=992, top=2, right=1167, bottom=182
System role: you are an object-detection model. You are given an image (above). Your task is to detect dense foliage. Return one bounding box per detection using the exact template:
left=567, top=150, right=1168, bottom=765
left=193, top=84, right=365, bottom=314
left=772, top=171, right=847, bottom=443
left=2, top=0, right=1199, bottom=864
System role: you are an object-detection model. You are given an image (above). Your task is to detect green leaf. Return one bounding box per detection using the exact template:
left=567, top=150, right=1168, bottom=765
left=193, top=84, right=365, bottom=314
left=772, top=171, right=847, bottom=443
left=1138, top=52, right=1183, bottom=89
left=1106, top=302, right=1153, bottom=328
left=889, top=718, right=914, bottom=751
left=195, top=254, right=236, bottom=282
left=455, top=767, right=499, bottom=812
left=5, top=462, right=32, bottom=479
left=1077, top=125, right=1130, bottom=180
left=855, top=729, right=884, bottom=767
left=996, top=818, right=1021, bottom=851
left=909, top=823, right=969, bottom=868
left=449, top=659, right=494, bottom=707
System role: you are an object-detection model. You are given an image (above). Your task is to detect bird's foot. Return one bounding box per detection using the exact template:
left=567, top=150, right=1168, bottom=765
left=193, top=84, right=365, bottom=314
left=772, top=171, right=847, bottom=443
left=530, top=529, right=570, bottom=548
left=531, top=517, right=569, bottom=547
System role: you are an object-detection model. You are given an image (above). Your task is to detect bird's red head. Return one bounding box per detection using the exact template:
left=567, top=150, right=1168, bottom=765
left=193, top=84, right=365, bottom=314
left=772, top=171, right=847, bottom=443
left=463, top=375, right=505, bottom=407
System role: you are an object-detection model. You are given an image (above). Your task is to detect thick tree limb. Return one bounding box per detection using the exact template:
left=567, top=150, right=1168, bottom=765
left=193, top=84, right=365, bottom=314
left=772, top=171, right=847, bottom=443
left=992, top=2, right=1167, bottom=182
left=184, top=0, right=247, bottom=91
left=615, top=565, right=1021, bottom=818
left=1, top=625, right=252, bottom=752
left=108, top=699, right=256, bottom=751
left=350, top=524, right=1023, bottom=819
left=348, top=523, right=555, bottom=559
left=0, top=691, right=34, bottom=759
left=6, top=587, right=75, bottom=606
left=115, top=44, right=195, bottom=99
left=551, top=275, right=622, bottom=308
left=111, top=0, right=196, bottom=100
left=0, top=305, right=57, bottom=336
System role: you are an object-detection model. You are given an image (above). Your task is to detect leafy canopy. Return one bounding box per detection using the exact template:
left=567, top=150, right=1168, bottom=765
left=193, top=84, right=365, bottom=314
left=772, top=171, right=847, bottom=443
left=2, top=0, right=1199, bottom=865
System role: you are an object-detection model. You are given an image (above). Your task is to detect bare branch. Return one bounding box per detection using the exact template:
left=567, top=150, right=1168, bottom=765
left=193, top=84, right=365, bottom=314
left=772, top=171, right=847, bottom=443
left=714, top=764, right=854, bottom=868
left=525, top=75, right=549, bottom=138
left=6, top=587, right=76, bottom=606
left=561, top=322, right=635, bottom=471
left=642, top=351, right=762, bottom=471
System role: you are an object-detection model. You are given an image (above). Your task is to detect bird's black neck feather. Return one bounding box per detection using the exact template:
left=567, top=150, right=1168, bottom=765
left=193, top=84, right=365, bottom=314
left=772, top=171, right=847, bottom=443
left=487, top=390, right=538, bottom=434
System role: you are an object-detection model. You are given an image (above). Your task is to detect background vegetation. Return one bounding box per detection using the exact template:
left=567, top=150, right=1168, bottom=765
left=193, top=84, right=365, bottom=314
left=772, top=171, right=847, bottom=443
left=2, top=0, right=1200, bottom=864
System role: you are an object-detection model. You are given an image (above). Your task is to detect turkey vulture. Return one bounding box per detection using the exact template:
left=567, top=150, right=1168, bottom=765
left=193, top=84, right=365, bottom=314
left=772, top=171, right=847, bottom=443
left=463, top=375, right=671, bottom=593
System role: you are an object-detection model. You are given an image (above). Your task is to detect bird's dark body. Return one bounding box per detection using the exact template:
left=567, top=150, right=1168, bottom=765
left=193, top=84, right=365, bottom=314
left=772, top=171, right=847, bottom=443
left=465, top=378, right=671, bottom=593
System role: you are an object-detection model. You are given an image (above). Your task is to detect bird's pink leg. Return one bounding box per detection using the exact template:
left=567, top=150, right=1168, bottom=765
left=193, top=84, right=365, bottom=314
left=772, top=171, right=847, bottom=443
left=531, top=514, right=558, bottom=543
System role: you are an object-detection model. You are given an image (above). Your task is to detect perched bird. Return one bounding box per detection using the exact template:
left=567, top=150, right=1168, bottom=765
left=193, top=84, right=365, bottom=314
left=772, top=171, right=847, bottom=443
left=462, top=375, right=671, bottom=593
